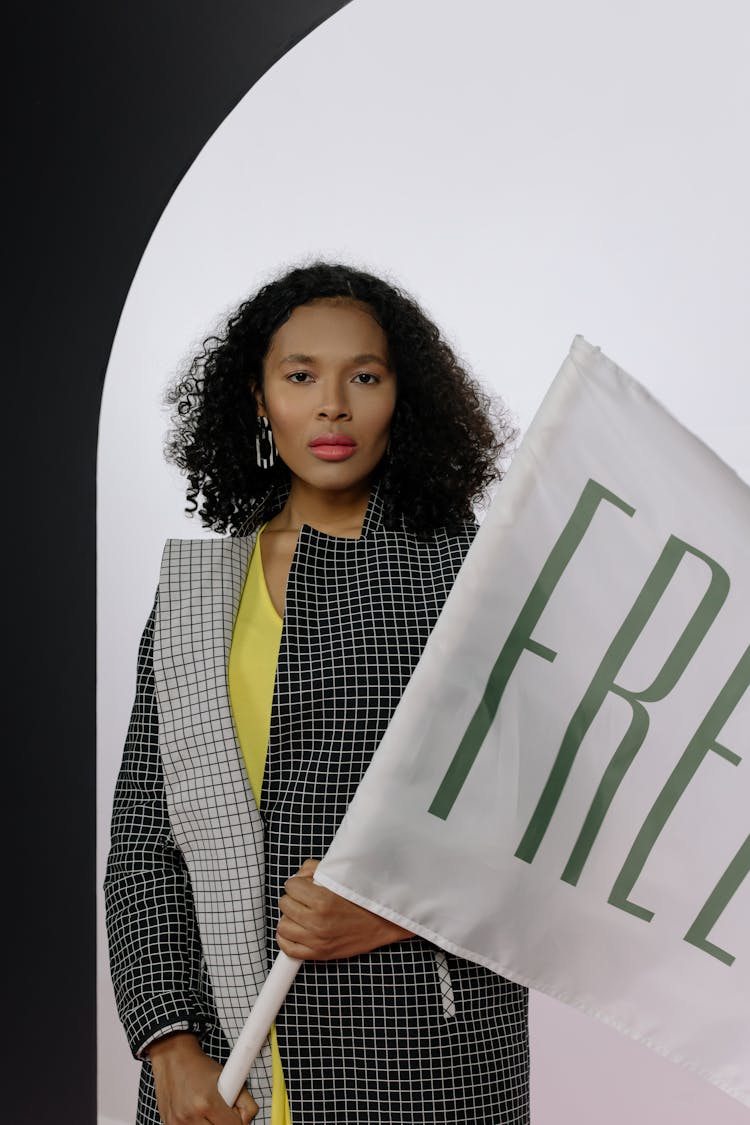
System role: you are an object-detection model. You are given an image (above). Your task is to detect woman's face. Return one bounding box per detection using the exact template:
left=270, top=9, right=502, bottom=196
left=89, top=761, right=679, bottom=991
left=258, top=298, right=397, bottom=495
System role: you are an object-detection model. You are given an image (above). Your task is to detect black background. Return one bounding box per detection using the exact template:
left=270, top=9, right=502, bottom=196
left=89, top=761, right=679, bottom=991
left=7, top=3, right=350, bottom=1120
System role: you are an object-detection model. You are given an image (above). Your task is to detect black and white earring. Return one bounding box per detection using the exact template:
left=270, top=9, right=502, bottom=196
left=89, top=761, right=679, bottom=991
left=256, top=415, right=276, bottom=469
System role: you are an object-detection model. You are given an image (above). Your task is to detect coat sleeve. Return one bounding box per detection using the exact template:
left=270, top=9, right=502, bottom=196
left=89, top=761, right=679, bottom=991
left=104, top=596, right=212, bottom=1058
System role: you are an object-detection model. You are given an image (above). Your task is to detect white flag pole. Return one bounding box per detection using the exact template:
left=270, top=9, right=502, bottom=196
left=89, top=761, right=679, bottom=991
left=217, top=951, right=303, bottom=1106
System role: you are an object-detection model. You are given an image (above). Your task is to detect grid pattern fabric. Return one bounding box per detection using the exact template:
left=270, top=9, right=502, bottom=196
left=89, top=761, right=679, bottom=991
left=265, top=490, right=529, bottom=1123
left=104, top=603, right=239, bottom=1124
left=105, top=482, right=530, bottom=1124
left=153, top=533, right=276, bottom=1117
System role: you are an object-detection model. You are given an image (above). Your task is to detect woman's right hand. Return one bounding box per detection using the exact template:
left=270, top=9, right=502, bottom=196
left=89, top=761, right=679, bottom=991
left=149, top=1032, right=258, bottom=1124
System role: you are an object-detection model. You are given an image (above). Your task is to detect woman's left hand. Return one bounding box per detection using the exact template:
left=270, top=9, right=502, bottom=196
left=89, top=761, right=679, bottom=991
left=276, top=858, right=414, bottom=960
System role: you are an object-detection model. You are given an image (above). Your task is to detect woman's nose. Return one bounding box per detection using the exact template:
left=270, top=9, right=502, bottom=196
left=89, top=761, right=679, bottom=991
left=315, top=383, right=351, bottom=419
left=317, top=404, right=351, bottom=419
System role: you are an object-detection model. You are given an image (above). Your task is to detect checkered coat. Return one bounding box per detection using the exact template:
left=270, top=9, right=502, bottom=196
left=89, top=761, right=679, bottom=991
left=105, top=482, right=530, bottom=1125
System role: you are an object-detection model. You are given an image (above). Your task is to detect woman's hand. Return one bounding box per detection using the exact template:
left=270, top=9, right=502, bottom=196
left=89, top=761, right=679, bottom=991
left=277, top=858, right=414, bottom=960
left=149, top=1032, right=258, bottom=1124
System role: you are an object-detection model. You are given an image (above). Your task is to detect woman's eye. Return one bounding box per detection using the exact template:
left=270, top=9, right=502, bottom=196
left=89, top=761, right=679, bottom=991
left=353, top=372, right=379, bottom=384
left=288, top=371, right=314, bottom=383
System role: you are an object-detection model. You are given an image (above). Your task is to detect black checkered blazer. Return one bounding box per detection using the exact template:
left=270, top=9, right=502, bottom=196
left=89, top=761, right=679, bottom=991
left=105, top=482, right=529, bottom=1125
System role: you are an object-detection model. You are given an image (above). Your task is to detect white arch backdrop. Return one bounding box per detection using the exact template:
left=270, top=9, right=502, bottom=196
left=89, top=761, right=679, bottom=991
left=97, top=1, right=749, bottom=1122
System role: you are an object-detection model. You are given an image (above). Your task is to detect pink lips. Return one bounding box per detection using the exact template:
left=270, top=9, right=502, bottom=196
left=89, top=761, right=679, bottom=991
left=308, top=433, right=357, bottom=461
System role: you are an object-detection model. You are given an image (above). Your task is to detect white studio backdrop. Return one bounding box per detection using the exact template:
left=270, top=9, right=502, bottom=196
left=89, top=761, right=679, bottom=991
left=97, top=1, right=750, bottom=1123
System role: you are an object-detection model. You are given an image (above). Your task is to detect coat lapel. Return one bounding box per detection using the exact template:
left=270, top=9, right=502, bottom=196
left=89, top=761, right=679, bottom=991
left=153, top=531, right=273, bottom=1110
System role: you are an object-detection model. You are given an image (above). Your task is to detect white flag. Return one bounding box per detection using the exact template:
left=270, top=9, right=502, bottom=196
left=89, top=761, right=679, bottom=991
left=316, top=336, right=750, bottom=1108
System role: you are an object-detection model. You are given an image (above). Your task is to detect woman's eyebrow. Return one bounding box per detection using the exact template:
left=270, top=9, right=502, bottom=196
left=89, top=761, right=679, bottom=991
left=351, top=353, right=390, bottom=366
left=278, top=352, right=315, bottom=365
left=278, top=352, right=390, bottom=367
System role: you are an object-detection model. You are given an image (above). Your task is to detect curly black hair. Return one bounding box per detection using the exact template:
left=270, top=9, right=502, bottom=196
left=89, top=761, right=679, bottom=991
left=164, top=259, right=516, bottom=535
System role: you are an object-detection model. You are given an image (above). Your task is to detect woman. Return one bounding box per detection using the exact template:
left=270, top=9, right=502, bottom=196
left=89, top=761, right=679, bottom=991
left=105, top=261, right=529, bottom=1125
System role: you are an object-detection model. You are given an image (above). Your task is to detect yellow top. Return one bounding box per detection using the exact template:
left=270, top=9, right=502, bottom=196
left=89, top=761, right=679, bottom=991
left=228, top=524, right=292, bottom=1125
